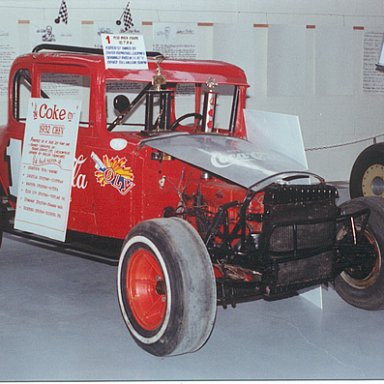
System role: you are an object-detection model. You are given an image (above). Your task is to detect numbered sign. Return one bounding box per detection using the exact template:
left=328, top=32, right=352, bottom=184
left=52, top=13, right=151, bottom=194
left=101, top=34, right=148, bottom=70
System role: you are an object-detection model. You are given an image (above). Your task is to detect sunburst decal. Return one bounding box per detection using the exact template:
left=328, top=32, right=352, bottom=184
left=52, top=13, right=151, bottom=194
left=91, top=152, right=135, bottom=195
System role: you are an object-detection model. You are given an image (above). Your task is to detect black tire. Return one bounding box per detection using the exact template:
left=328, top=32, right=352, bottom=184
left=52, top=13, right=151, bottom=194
left=335, top=197, right=384, bottom=310
left=350, top=143, right=384, bottom=198
left=117, top=217, right=217, bottom=356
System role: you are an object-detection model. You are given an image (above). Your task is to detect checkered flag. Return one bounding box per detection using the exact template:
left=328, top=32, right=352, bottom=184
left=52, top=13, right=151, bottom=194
left=55, top=0, right=68, bottom=24
left=116, top=2, right=134, bottom=31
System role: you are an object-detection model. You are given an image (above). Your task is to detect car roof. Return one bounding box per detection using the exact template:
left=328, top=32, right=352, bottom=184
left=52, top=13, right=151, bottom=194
left=15, top=51, right=249, bottom=86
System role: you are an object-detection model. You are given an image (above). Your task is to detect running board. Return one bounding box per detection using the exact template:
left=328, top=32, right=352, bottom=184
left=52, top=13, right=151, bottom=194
left=2, top=228, right=121, bottom=266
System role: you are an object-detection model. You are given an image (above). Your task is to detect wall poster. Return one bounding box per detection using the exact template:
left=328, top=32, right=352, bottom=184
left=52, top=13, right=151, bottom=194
left=267, top=25, right=307, bottom=96
left=30, top=22, right=81, bottom=49
left=0, top=22, right=19, bottom=98
left=363, top=31, right=384, bottom=93
left=152, top=22, right=197, bottom=59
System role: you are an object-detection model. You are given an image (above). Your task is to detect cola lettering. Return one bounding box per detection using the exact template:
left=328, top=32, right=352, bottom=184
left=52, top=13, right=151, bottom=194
left=72, top=155, right=88, bottom=189
left=39, top=103, right=67, bottom=121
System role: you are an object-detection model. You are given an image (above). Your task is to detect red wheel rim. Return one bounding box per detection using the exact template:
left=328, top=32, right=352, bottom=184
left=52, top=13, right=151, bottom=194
left=126, top=247, right=167, bottom=331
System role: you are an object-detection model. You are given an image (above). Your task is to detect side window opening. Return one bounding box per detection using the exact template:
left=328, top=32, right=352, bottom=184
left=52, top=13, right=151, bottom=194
left=12, top=69, right=32, bottom=122
left=106, top=81, right=149, bottom=132
left=40, top=73, right=91, bottom=127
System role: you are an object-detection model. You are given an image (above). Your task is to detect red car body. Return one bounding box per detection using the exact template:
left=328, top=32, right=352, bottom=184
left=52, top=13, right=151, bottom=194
left=1, top=45, right=383, bottom=357
left=0, top=48, right=249, bottom=240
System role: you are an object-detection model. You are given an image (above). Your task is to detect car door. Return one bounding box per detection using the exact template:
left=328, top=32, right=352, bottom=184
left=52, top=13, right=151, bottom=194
left=36, top=64, right=97, bottom=235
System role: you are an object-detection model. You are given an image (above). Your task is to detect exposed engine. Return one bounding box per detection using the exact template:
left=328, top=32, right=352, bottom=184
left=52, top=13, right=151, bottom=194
left=187, top=181, right=373, bottom=307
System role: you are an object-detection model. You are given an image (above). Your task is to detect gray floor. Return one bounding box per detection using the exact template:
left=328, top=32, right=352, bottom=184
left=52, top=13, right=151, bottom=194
left=0, top=183, right=384, bottom=381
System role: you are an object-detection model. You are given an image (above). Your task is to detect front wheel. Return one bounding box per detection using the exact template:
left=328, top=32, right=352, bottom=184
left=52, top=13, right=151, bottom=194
left=117, top=217, right=217, bottom=356
left=335, top=197, right=384, bottom=310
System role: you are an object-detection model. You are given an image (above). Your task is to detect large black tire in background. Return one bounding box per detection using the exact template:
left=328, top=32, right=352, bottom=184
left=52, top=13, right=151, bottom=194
left=335, top=197, right=384, bottom=310
left=350, top=143, right=384, bottom=198
left=117, top=217, right=217, bottom=356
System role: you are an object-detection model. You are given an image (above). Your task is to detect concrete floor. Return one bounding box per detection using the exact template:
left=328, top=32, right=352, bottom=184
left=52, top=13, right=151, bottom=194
left=1, top=184, right=384, bottom=381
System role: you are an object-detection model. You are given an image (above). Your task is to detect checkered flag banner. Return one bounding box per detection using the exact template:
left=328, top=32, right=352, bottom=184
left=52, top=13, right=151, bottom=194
left=55, top=0, right=68, bottom=24
left=116, top=2, right=134, bottom=31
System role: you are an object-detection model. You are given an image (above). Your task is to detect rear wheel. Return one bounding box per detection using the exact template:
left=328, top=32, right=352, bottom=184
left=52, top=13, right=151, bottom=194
left=350, top=143, right=384, bottom=198
left=335, top=197, right=384, bottom=309
left=117, top=217, right=216, bottom=356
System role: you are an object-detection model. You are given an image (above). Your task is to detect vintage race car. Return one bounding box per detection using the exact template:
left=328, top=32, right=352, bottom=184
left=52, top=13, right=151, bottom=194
left=1, top=44, right=384, bottom=356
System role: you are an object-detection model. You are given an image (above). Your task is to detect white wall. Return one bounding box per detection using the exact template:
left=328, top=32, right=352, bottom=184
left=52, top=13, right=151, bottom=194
left=1, top=0, right=384, bottom=181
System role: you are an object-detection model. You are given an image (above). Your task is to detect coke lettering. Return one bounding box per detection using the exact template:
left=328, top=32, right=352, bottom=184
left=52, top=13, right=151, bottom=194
left=39, top=103, right=67, bottom=121
left=72, top=155, right=88, bottom=190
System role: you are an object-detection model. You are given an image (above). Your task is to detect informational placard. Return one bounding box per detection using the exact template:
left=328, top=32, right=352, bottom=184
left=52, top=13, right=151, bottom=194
left=14, top=98, right=81, bottom=242
left=363, top=31, right=384, bottom=93
left=101, top=34, right=148, bottom=69
left=85, top=21, right=142, bottom=49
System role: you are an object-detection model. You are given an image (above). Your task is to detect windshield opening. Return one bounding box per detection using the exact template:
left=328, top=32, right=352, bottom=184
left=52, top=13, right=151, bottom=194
left=106, top=80, right=148, bottom=132
left=105, top=79, right=239, bottom=134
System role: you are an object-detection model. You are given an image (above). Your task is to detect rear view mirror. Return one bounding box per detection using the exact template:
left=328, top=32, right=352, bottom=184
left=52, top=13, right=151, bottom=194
left=114, top=95, right=130, bottom=114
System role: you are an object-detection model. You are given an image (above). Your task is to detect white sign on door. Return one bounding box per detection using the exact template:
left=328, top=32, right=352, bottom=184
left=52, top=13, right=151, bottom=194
left=14, top=98, right=81, bottom=241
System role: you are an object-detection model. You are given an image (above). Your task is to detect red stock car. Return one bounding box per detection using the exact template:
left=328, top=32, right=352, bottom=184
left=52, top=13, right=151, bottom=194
left=1, top=44, right=384, bottom=356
